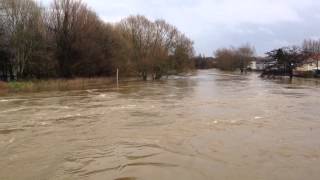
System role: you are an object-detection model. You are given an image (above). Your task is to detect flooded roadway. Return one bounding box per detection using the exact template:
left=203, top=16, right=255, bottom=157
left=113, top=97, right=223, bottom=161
left=1, top=69, right=320, bottom=180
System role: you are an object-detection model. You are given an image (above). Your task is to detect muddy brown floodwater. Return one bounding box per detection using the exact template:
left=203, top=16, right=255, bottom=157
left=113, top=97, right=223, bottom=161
left=1, top=69, right=320, bottom=180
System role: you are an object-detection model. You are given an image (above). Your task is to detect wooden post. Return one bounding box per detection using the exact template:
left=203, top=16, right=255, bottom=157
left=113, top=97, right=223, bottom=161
left=116, top=68, right=119, bottom=87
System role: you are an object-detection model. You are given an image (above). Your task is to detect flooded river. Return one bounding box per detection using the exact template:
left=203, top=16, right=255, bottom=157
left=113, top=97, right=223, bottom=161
left=1, top=70, right=320, bottom=180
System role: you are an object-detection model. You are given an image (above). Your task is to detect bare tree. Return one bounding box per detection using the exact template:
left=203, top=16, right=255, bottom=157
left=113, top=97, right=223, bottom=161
left=237, top=44, right=255, bottom=73
left=215, top=44, right=255, bottom=71
left=303, top=39, right=320, bottom=71
left=48, top=0, right=88, bottom=77
left=118, top=15, right=194, bottom=80
left=0, top=0, right=43, bottom=80
left=118, top=15, right=154, bottom=80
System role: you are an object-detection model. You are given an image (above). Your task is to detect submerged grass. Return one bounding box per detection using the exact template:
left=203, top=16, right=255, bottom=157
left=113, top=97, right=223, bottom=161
left=0, top=77, right=118, bottom=94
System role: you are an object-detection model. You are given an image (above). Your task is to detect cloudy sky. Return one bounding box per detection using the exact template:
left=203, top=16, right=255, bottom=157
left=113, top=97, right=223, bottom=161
left=40, top=0, right=320, bottom=56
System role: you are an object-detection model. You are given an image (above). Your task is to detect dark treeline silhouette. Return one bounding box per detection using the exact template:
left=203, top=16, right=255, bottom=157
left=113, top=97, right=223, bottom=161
left=0, top=0, right=195, bottom=81
left=193, top=55, right=216, bottom=69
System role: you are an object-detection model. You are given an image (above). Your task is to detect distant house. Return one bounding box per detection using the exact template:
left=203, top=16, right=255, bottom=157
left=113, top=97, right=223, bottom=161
left=293, top=55, right=319, bottom=77
left=249, top=57, right=274, bottom=71
left=293, top=58, right=319, bottom=77
left=295, top=59, right=318, bottom=71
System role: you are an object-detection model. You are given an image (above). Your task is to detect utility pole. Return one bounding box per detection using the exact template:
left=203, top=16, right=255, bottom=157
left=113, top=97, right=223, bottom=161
left=314, top=54, right=320, bottom=75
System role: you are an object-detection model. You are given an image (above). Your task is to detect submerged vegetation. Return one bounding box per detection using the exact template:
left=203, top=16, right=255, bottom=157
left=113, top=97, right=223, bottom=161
left=0, top=77, right=119, bottom=94
left=0, top=0, right=195, bottom=82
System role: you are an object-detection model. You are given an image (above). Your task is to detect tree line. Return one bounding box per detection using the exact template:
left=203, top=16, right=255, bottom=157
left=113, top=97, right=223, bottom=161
left=212, top=40, right=320, bottom=78
left=0, top=0, right=195, bottom=81
left=193, top=55, right=216, bottom=69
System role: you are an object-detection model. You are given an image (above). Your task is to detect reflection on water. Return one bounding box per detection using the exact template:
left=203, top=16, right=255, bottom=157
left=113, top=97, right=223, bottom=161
left=1, top=69, right=320, bottom=180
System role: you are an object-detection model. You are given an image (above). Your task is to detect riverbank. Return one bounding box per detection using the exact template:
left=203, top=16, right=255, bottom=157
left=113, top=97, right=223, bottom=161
left=0, top=71, right=196, bottom=95
left=0, top=77, right=124, bottom=95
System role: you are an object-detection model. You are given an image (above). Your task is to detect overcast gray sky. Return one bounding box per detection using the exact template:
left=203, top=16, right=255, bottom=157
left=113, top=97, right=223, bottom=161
left=40, top=0, right=320, bottom=56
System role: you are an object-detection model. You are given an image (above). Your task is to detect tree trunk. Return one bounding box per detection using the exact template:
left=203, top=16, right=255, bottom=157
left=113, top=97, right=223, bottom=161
left=142, top=71, right=147, bottom=81
left=289, top=66, right=293, bottom=79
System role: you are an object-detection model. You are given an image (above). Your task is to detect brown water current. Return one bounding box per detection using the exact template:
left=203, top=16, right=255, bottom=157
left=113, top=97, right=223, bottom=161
left=1, top=69, right=320, bottom=180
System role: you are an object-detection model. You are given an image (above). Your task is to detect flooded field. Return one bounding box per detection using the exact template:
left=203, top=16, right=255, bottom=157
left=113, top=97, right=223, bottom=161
left=1, top=69, right=320, bottom=180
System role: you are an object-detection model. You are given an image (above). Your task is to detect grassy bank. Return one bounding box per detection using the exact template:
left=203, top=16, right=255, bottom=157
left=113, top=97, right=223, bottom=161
left=0, top=77, right=120, bottom=95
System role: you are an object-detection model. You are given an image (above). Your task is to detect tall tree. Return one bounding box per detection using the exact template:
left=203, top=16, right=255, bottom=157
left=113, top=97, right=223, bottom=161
left=215, top=44, right=255, bottom=71
left=237, top=44, right=255, bottom=73
left=49, top=0, right=88, bottom=77
left=303, top=39, right=320, bottom=71
left=266, top=47, right=306, bottom=78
